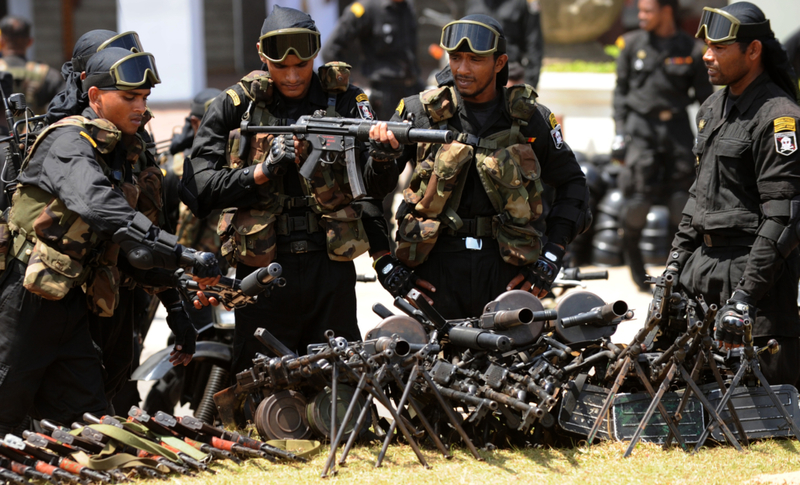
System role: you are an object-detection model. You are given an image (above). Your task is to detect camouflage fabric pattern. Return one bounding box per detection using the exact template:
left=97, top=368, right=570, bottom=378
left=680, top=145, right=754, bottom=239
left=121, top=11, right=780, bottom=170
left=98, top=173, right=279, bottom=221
left=0, top=212, right=10, bottom=272
left=217, top=208, right=276, bottom=267
left=420, top=86, right=458, bottom=123
left=494, top=221, right=542, bottom=266
left=476, top=143, right=542, bottom=225
left=23, top=239, right=84, bottom=300
left=0, top=59, right=51, bottom=115
left=302, top=156, right=352, bottom=212
left=507, top=85, right=538, bottom=122
left=83, top=243, right=121, bottom=317
left=31, top=198, right=95, bottom=261
left=239, top=71, right=274, bottom=104
left=136, top=165, right=164, bottom=223
left=322, top=205, right=369, bottom=261
left=318, top=62, right=351, bottom=94
left=177, top=204, right=222, bottom=254
left=395, top=211, right=442, bottom=268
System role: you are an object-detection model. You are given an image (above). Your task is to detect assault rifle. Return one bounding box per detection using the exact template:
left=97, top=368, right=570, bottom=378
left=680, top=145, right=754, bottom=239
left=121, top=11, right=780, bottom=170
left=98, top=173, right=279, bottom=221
left=239, top=115, right=454, bottom=199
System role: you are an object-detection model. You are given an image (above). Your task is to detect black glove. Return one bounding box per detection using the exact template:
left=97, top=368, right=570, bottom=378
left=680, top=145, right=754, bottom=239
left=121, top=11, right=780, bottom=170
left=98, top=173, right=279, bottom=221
left=611, top=134, right=627, bottom=162
left=180, top=248, right=221, bottom=279
left=369, top=137, right=403, bottom=162
left=165, top=302, right=198, bottom=355
left=525, top=242, right=565, bottom=294
left=714, top=290, right=756, bottom=346
left=262, top=135, right=296, bottom=177
left=374, top=254, right=418, bottom=298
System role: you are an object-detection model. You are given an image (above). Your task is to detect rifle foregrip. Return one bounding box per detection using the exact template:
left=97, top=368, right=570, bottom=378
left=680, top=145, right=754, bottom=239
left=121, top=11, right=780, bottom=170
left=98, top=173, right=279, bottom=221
left=399, top=128, right=454, bottom=145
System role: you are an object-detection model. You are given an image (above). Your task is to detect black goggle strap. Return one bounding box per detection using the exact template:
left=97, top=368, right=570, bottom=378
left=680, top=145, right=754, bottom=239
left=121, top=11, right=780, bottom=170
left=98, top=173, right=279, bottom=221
left=258, top=28, right=320, bottom=62
left=83, top=52, right=161, bottom=91
left=97, top=31, right=144, bottom=54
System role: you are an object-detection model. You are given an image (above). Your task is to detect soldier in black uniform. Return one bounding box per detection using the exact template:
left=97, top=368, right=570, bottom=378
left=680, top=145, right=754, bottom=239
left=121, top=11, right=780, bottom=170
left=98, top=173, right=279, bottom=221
left=0, top=16, right=64, bottom=115
left=371, top=15, right=590, bottom=319
left=465, top=0, right=544, bottom=88
left=785, top=28, right=800, bottom=90
left=321, top=0, right=422, bottom=121
left=612, top=0, right=712, bottom=291
left=668, top=2, right=800, bottom=385
left=0, top=47, right=220, bottom=433
left=180, top=6, right=398, bottom=375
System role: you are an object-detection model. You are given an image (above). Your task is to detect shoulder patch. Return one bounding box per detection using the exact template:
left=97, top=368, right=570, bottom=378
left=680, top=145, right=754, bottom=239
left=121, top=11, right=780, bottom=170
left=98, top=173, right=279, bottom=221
left=356, top=93, right=369, bottom=103
left=548, top=112, right=557, bottom=129
left=395, top=99, right=405, bottom=116
left=357, top=100, right=374, bottom=120
left=350, top=2, right=365, bottom=18
left=774, top=117, right=796, bottom=133
left=550, top=123, right=564, bottom=149
left=226, top=88, right=241, bottom=107
left=615, top=36, right=625, bottom=50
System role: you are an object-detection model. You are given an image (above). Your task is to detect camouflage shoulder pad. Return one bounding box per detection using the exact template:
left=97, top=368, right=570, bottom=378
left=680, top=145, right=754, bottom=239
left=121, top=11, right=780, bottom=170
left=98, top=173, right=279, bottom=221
left=238, top=70, right=273, bottom=104
left=318, top=62, right=351, bottom=94
left=419, top=86, right=458, bottom=124
left=506, top=84, right=538, bottom=122
left=81, top=118, right=123, bottom=155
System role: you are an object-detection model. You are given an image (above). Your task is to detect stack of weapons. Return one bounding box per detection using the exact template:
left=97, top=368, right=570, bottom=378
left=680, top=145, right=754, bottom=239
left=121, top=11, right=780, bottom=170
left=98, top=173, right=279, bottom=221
left=214, top=266, right=800, bottom=476
left=0, top=407, right=306, bottom=484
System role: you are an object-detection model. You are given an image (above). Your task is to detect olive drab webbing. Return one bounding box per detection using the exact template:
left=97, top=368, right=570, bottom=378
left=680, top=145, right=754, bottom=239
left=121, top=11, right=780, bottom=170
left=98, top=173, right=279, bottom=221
left=7, top=115, right=137, bottom=315
left=0, top=59, right=51, bottom=115
left=218, top=68, right=369, bottom=267
left=395, top=84, right=544, bottom=267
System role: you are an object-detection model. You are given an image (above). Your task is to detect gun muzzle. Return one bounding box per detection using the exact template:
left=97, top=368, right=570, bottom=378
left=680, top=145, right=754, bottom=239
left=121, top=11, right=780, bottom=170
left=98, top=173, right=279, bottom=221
left=240, top=263, right=283, bottom=297
left=560, top=301, right=628, bottom=329
left=447, top=326, right=512, bottom=352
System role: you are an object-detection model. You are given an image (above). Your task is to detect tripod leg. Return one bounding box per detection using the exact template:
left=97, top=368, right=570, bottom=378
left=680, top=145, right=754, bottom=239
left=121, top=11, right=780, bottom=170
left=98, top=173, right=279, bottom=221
left=624, top=362, right=684, bottom=457
left=321, top=370, right=367, bottom=477
left=587, top=355, right=631, bottom=443
left=338, top=394, right=373, bottom=467
left=705, top=347, right=749, bottom=445
left=376, top=364, right=420, bottom=468
left=750, top=360, right=800, bottom=439
left=420, top=370, right=483, bottom=460
left=678, top=364, right=743, bottom=451
left=694, top=359, right=748, bottom=452
left=664, top=352, right=705, bottom=448
left=390, top=368, right=452, bottom=459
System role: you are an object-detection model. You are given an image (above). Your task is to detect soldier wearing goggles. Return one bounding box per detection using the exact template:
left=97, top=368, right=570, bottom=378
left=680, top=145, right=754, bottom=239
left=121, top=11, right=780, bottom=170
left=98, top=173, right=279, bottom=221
left=666, top=2, right=800, bottom=386
left=370, top=15, right=590, bottom=319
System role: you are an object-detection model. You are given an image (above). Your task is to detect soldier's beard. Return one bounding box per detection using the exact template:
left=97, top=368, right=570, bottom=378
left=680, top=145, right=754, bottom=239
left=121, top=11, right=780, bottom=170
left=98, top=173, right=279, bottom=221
left=455, top=74, right=495, bottom=102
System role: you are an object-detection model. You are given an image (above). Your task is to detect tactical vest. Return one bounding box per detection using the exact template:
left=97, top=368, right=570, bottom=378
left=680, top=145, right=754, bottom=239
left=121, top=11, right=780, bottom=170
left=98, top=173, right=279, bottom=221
left=217, top=63, right=369, bottom=267
left=0, top=58, right=51, bottom=115
left=395, top=84, right=544, bottom=268
left=7, top=115, right=154, bottom=316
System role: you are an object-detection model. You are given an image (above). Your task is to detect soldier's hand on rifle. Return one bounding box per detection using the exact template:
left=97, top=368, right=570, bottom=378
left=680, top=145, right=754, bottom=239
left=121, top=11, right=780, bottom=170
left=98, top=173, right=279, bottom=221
left=373, top=253, right=435, bottom=303
left=507, top=243, right=564, bottom=298
left=191, top=289, right=221, bottom=309
left=165, top=302, right=198, bottom=366
left=368, top=122, right=403, bottom=161
left=261, top=134, right=297, bottom=178
left=714, top=290, right=755, bottom=350
left=183, top=249, right=221, bottom=286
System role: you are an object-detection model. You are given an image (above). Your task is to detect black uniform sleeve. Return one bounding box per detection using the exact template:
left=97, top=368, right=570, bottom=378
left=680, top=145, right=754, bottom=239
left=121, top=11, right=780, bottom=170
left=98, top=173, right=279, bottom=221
left=321, top=1, right=369, bottom=67
left=354, top=198, right=391, bottom=256
left=179, top=85, right=258, bottom=218
left=738, top=114, right=800, bottom=300
left=523, top=5, right=544, bottom=88
left=613, top=36, right=632, bottom=135
left=531, top=105, right=589, bottom=247
left=27, top=128, right=138, bottom=239
left=691, top=42, right=713, bottom=105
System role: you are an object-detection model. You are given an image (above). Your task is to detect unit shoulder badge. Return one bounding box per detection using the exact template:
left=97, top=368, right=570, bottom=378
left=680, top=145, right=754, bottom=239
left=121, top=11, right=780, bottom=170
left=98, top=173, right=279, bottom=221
left=774, top=117, right=797, bottom=156
left=550, top=123, right=564, bottom=149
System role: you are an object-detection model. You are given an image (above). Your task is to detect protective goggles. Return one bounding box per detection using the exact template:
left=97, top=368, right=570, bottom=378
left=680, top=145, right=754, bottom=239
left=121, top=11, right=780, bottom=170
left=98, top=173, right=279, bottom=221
left=258, top=28, right=320, bottom=63
left=83, top=52, right=161, bottom=91
left=97, top=31, right=143, bottom=53
left=696, top=7, right=772, bottom=44
left=440, top=20, right=504, bottom=55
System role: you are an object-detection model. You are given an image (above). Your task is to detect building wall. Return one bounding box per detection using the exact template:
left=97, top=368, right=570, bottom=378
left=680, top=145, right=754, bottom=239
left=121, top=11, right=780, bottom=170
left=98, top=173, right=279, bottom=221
left=204, top=0, right=236, bottom=74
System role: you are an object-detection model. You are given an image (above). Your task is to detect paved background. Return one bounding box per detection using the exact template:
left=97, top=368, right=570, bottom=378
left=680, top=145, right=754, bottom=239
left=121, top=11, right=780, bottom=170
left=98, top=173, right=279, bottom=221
left=136, top=105, right=658, bottom=408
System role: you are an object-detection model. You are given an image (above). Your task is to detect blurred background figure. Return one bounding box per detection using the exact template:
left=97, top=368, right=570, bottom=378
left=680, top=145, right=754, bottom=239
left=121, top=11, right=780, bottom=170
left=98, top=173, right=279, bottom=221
left=465, top=0, right=544, bottom=89
left=785, top=27, right=800, bottom=91
left=611, top=0, right=711, bottom=291
left=322, top=0, right=423, bottom=120
left=0, top=15, right=63, bottom=115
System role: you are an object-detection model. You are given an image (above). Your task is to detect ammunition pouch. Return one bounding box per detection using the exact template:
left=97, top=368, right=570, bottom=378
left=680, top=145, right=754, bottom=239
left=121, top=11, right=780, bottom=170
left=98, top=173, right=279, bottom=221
left=318, top=62, right=351, bottom=94
left=321, top=205, right=369, bottom=261
left=22, top=238, right=85, bottom=300
left=218, top=208, right=277, bottom=268
left=83, top=243, right=122, bottom=317
left=136, top=165, right=165, bottom=224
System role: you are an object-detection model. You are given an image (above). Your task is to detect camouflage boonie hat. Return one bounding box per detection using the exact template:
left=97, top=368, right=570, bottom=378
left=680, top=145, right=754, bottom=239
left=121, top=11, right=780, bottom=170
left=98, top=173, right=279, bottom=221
left=318, top=62, right=351, bottom=94
left=420, top=86, right=458, bottom=124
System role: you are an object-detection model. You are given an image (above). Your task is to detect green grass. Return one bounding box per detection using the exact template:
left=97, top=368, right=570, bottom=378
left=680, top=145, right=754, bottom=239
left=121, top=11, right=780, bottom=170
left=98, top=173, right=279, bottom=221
left=542, top=61, right=616, bottom=73
left=160, top=439, right=800, bottom=485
